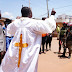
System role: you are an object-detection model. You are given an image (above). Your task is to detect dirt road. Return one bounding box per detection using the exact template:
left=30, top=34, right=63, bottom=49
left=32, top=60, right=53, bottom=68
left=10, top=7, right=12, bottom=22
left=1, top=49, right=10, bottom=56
left=38, top=37, right=72, bottom=72
left=0, top=37, right=72, bottom=72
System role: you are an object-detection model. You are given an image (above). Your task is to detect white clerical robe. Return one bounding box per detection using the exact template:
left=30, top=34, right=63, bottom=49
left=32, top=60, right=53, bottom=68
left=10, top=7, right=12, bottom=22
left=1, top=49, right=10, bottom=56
left=1, top=15, right=56, bottom=72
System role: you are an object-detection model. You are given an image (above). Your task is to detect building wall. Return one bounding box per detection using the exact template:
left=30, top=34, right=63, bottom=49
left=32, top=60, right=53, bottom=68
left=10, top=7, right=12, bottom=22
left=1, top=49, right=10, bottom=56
left=56, top=22, right=63, bottom=28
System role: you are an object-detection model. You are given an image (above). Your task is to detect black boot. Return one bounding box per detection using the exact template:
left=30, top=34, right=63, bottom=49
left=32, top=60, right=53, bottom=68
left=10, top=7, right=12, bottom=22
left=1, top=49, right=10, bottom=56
left=60, top=53, right=65, bottom=57
left=68, top=53, right=71, bottom=59
left=62, top=47, right=66, bottom=57
left=60, top=48, right=66, bottom=57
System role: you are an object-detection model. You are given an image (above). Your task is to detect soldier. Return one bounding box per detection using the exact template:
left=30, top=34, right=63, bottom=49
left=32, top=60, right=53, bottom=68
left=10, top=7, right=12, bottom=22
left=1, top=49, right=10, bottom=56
left=66, top=23, right=72, bottom=58
left=58, top=22, right=68, bottom=56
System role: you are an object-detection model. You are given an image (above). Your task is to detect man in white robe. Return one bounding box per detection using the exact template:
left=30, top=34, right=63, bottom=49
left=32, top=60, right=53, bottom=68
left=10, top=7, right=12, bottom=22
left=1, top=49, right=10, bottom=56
left=1, top=7, right=56, bottom=72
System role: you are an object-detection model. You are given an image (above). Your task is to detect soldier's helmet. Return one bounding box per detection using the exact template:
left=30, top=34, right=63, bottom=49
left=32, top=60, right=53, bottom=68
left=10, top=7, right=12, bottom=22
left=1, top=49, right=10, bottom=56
left=63, top=22, right=68, bottom=27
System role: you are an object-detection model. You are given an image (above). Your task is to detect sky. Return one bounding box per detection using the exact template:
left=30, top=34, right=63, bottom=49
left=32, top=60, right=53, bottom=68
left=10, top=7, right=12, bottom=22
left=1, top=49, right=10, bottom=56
left=0, top=0, right=72, bottom=20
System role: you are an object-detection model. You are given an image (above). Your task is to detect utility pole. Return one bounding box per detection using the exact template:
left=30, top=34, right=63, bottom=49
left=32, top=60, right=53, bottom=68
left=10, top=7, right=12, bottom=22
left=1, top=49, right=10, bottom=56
left=22, top=0, right=31, bottom=8
left=29, top=0, right=30, bottom=8
left=0, top=10, right=1, bottom=19
left=29, top=0, right=32, bottom=11
left=22, top=0, right=30, bottom=8
left=46, top=0, right=49, bottom=18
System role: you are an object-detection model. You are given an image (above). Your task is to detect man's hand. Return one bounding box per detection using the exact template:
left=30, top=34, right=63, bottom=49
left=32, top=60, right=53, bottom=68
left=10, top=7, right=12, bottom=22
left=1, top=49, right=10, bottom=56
left=51, top=8, right=56, bottom=15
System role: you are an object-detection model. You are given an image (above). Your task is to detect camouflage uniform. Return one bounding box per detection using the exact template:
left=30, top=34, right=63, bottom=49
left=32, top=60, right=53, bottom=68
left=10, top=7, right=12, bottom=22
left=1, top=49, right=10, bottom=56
left=59, top=27, right=68, bottom=51
left=66, top=26, right=72, bottom=58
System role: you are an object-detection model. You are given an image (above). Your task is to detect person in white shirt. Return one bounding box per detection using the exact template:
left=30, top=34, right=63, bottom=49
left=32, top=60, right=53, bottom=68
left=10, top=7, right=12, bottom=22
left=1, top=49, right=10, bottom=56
left=1, top=7, right=56, bottom=72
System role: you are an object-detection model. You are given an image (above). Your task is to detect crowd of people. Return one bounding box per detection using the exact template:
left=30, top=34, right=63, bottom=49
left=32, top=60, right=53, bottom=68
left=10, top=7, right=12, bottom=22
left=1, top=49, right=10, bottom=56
left=0, top=18, right=52, bottom=64
left=0, top=16, right=53, bottom=65
left=0, top=6, right=56, bottom=72
left=0, top=6, right=72, bottom=72
left=57, top=22, right=72, bottom=59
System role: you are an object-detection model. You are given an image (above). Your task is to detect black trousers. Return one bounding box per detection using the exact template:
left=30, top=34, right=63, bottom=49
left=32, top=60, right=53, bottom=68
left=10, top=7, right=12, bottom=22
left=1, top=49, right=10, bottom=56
left=46, top=36, right=52, bottom=50
left=42, top=36, right=47, bottom=52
